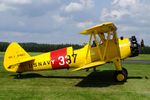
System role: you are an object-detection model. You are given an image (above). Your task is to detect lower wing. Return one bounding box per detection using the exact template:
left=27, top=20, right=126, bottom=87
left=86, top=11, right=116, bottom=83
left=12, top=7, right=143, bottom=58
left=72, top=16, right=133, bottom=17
left=73, top=61, right=106, bottom=71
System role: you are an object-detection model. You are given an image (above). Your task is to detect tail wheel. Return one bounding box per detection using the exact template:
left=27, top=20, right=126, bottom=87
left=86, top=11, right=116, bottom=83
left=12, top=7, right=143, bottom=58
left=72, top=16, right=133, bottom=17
left=16, top=73, right=22, bottom=79
left=114, top=70, right=127, bottom=82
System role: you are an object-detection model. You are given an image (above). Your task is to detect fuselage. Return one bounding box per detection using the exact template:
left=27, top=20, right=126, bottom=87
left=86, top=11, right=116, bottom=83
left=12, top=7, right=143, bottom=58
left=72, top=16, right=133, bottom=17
left=14, top=38, right=132, bottom=73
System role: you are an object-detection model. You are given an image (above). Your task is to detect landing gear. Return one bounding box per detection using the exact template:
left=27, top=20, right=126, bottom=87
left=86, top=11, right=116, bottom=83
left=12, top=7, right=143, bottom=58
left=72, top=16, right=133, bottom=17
left=93, top=67, right=97, bottom=72
left=113, top=58, right=128, bottom=82
left=16, top=73, right=22, bottom=79
left=114, top=67, right=128, bottom=82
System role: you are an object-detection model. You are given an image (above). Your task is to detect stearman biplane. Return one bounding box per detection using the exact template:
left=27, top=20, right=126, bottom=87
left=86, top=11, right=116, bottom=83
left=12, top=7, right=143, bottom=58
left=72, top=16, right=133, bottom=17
left=3, top=22, right=140, bottom=82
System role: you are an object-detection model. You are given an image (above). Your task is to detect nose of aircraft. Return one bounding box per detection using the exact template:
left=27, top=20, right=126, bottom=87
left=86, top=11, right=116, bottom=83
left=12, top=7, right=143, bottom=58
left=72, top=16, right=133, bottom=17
left=129, top=36, right=140, bottom=57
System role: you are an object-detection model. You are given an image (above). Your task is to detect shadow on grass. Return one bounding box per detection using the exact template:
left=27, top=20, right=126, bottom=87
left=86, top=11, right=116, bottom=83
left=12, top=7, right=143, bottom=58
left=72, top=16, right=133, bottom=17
left=11, top=73, right=85, bottom=79
left=76, top=70, right=123, bottom=87
left=11, top=70, right=143, bottom=87
left=76, top=70, right=143, bottom=87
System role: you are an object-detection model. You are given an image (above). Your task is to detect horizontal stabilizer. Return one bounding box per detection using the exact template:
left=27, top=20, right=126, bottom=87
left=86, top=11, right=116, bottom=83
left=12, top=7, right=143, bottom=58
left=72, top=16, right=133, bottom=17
left=10, top=57, right=35, bottom=66
left=73, top=61, right=105, bottom=71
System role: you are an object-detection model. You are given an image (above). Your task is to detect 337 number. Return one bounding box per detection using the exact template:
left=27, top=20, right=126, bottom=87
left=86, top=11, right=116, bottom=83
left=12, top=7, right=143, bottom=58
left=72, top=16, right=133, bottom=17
left=58, top=54, right=77, bottom=66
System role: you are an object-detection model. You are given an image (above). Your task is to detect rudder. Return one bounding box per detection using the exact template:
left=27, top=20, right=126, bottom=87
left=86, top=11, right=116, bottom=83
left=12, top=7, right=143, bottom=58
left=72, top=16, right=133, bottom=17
left=3, top=42, right=31, bottom=72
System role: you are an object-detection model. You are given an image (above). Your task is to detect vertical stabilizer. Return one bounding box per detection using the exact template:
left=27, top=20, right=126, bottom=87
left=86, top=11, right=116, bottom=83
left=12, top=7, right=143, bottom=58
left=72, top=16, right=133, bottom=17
left=3, top=42, right=31, bottom=72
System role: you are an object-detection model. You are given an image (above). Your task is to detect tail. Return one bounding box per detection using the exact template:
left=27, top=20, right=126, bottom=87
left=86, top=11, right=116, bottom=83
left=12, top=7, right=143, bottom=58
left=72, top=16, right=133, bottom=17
left=3, top=42, right=34, bottom=72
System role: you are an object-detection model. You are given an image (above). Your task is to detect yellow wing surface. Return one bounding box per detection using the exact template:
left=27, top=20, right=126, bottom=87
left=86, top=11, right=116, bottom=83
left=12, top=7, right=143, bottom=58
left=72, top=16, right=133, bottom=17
left=80, top=22, right=117, bottom=35
left=73, top=61, right=106, bottom=71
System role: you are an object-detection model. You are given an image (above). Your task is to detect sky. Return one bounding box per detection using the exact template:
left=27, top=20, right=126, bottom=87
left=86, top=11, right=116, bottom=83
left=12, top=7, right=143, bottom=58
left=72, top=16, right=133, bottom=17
left=0, top=0, right=150, bottom=46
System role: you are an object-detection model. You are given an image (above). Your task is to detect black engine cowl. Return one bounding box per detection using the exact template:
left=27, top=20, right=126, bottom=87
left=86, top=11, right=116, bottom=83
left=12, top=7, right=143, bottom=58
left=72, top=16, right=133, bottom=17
left=130, top=36, right=139, bottom=57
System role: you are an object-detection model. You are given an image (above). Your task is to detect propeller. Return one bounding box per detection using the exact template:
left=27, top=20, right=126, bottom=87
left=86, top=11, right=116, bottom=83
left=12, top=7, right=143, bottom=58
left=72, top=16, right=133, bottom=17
left=130, top=36, right=145, bottom=56
left=130, top=36, right=139, bottom=57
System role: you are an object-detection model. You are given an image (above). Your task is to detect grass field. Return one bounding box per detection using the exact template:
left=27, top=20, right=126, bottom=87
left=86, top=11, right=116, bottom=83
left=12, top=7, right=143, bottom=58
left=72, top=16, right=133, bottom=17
left=126, top=54, right=150, bottom=60
left=0, top=53, right=150, bottom=100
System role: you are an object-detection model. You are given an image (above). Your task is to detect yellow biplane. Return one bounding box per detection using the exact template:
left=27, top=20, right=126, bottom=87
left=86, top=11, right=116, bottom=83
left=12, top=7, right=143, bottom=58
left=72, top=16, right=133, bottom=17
left=3, top=22, right=140, bottom=82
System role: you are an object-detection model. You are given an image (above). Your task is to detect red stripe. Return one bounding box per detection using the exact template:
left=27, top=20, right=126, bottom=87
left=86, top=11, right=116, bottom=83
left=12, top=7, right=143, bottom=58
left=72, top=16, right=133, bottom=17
left=50, top=48, right=69, bottom=69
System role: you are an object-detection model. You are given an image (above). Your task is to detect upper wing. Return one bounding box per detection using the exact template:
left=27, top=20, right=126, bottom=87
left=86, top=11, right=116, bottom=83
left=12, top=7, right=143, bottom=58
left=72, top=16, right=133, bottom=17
left=80, top=22, right=117, bottom=35
left=72, top=61, right=106, bottom=71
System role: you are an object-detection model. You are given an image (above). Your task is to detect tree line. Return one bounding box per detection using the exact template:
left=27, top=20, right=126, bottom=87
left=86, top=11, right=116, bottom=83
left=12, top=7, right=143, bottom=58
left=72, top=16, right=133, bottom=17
left=0, top=42, right=83, bottom=52
left=141, top=46, right=150, bottom=54
left=0, top=42, right=150, bottom=54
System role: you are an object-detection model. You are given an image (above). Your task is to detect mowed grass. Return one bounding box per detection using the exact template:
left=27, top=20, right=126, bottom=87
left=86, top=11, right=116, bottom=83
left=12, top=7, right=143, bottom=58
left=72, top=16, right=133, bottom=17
left=0, top=53, right=150, bottom=100
left=126, top=54, right=150, bottom=60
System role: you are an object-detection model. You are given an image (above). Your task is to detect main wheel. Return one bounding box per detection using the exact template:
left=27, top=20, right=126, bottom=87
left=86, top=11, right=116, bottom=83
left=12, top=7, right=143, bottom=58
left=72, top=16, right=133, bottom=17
left=114, top=71, right=127, bottom=82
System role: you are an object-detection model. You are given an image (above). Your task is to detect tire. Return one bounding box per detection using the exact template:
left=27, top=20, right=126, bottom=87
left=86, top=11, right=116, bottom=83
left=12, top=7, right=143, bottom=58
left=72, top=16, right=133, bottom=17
left=16, top=74, right=22, bottom=79
left=122, top=67, right=128, bottom=77
left=114, top=71, right=127, bottom=82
